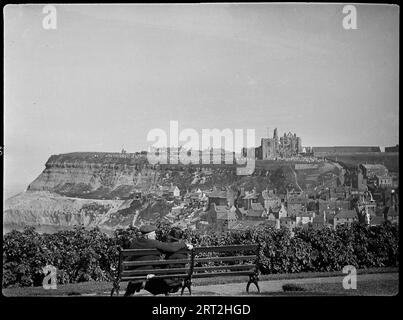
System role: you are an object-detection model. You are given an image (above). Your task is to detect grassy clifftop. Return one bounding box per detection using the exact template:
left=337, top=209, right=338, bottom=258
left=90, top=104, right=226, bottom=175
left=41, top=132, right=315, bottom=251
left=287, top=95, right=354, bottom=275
left=46, top=152, right=149, bottom=166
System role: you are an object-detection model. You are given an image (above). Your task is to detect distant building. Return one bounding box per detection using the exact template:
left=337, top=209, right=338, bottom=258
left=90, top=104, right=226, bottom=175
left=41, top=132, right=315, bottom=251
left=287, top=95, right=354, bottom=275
left=370, top=215, right=386, bottom=226
left=334, top=210, right=358, bottom=228
left=272, top=202, right=288, bottom=219
left=359, top=164, right=389, bottom=180
left=287, top=202, right=306, bottom=217
left=242, top=191, right=260, bottom=209
left=266, top=217, right=281, bottom=229
left=286, top=193, right=308, bottom=217
left=317, top=199, right=335, bottom=214
left=376, top=175, right=393, bottom=188
left=330, top=186, right=351, bottom=200
left=390, top=172, right=399, bottom=188
left=245, top=128, right=302, bottom=159
left=207, top=190, right=228, bottom=206
left=312, top=212, right=333, bottom=229
left=184, top=191, right=203, bottom=205
left=195, top=220, right=210, bottom=232
left=295, top=212, right=314, bottom=226
left=318, top=198, right=351, bottom=212
left=352, top=170, right=367, bottom=191
left=280, top=217, right=296, bottom=232
left=259, top=189, right=281, bottom=211
left=312, top=146, right=381, bottom=157
left=170, top=205, right=184, bottom=217
left=243, top=203, right=267, bottom=220
left=385, top=206, right=399, bottom=224
left=214, top=205, right=239, bottom=233
left=170, top=185, right=181, bottom=198
left=229, top=220, right=266, bottom=231
left=357, top=192, right=377, bottom=218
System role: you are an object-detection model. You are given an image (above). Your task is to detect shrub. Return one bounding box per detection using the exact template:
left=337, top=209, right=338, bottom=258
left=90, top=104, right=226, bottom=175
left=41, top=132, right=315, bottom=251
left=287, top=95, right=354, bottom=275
left=2, top=222, right=399, bottom=288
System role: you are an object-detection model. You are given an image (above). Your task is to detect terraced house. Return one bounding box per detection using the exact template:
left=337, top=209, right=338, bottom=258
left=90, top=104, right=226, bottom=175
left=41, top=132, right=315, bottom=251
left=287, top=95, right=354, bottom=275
left=333, top=209, right=358, bottom=228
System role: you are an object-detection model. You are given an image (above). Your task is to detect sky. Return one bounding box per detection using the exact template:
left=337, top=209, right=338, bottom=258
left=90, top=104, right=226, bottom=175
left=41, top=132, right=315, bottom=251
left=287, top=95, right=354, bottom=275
left=3, top=3, right=399, bottom=197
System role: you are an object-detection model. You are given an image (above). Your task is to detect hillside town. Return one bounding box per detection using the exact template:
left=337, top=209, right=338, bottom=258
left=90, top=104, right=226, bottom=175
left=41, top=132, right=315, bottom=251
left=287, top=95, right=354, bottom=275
left=129, top=130, right=399, bottom=235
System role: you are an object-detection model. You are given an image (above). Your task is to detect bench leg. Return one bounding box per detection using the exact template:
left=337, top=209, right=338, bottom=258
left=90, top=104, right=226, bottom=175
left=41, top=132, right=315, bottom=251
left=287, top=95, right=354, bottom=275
left=246, top=274, right=260, bottom=293
left=111, top=281, right=120, bottom=296
left=181, top=279, right=192, bottom=296
left=246, top=280, right=260, bottom=293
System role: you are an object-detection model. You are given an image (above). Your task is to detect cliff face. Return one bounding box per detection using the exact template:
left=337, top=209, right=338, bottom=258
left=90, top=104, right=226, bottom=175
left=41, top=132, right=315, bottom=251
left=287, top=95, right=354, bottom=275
left=3, top=191, right=172, bottom=234
left=27, top=152, right=159, bottom=199
left=4, top=191, right=126, bottom=230
left=4, top=152, right=163, bottom=232
left=24, top=152, right=248, bottom=199
left=5, top=152, right=236, bottom=232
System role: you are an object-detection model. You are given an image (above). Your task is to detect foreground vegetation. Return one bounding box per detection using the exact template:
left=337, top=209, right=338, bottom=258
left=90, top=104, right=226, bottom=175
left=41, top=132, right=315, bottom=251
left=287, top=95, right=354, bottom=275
left=2, top=222, right=399, bottom=288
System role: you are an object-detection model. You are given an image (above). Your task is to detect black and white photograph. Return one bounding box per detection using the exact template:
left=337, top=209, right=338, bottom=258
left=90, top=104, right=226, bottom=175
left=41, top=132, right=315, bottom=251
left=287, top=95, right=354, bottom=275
left=2, top=2, right=399, bottom=301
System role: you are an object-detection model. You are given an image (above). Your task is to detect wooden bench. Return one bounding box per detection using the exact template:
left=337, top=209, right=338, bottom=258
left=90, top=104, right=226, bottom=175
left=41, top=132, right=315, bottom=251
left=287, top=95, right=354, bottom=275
left=110, top=247, right=192, bottom=296
left=189, top=244, right=260, bottom=295
left=111, top=243, right=260, bottom=296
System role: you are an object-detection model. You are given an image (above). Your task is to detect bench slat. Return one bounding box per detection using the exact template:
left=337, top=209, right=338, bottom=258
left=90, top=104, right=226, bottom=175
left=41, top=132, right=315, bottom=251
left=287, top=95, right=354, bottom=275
left=122, top=255, right=255, bottom=267
left=121, top=249, right=161, bottom=257
left=123, top=258, right=190, bottom=267
left=193, top=264, right=255, bottom=272
left=121, top=274, right=189, bottom=281
left=194, top=244, right=258, bottom=253
left=121, top=248, right=190, bottom=257
left=122, top=267, right=189, bottom=276
left=194, top=255, right=256, bottom=263
left=191, top=271, right=254, bottom=278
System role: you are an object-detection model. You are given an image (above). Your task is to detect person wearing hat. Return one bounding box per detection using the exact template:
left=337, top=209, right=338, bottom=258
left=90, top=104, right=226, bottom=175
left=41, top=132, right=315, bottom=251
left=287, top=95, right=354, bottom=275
left=163, top=227, right=189, bottom=294
left=124, top=224, right=193, bottom=296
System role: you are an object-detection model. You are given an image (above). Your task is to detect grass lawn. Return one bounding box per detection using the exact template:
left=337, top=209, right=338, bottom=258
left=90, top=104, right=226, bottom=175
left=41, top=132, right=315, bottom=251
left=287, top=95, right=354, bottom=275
left=2, top=267, right=398, bottom=297
left=295, top=278, right=398, bottom=295
left=269, top=278, right=399, bottom=296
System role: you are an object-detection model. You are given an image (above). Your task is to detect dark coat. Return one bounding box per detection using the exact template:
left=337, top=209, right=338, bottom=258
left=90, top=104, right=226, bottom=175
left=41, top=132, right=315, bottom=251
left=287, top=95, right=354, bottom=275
left=164, top=247, right=188, bottom=288
left=165, top=250, right=188, bottom=269
left=124, top=238, right=187, bottom=295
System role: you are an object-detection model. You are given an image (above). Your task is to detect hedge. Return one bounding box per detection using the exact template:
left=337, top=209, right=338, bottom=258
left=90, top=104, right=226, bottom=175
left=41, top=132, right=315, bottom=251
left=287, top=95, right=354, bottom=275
left=2, top=221, right=399, bottom=288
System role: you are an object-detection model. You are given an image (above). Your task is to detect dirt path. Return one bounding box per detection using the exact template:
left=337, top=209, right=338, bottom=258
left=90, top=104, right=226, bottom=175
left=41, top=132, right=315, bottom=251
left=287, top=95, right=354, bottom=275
left=289, top=165, right=303, bottom=192
left=118, top=272, right=398, bottom=296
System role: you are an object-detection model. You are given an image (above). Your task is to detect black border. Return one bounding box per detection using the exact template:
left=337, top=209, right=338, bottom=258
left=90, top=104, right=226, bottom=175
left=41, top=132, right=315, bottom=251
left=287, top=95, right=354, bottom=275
left=1, top=1, right=401, bottom=318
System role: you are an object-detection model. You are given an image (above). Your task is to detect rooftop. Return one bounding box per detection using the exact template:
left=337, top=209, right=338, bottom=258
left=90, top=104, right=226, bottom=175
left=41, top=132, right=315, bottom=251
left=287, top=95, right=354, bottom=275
left=214, top=204, right=238, bottom=220
left=296, top=212, right=314, bottom=218
left=229, top=220, right=266, bottom=231
left=361, top=164, right=388, bottom=170
left=334, top=210, right=357, bottom=219
left=371, top=215, right=386, bottom=225
left=387, top=207, right=399, bottom=217
left=207, top=190, right=227, bottom=199
left=251, top=202, right=264, bottom=211
left=243, top=192, right=259, bottom=200
left=261, top=190, right=279, bottom=200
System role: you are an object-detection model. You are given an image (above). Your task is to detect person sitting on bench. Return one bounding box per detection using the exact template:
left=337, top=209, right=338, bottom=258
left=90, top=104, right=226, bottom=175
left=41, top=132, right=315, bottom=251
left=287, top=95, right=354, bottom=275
left=124, top=224, right=193, bottom=296
left=164, top=227, right=189, bottom=295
